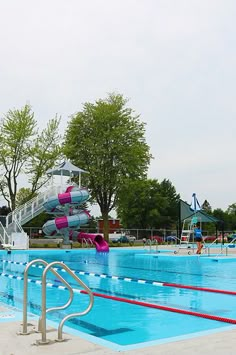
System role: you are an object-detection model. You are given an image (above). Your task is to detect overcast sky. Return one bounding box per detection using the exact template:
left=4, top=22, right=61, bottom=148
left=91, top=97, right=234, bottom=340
left=0, top=0, right=235, bottom=211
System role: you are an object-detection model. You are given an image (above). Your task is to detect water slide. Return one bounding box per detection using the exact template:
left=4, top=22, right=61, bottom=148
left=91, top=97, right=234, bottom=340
left=42, top=186, right=109, bottom=252
left=71, top=231, right=109, bottom=252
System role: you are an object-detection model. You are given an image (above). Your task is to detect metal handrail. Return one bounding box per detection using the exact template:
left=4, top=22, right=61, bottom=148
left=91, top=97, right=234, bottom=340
left=144, top=239, right=158, bottom=252
left=19, top=259, right=74, bottom=336
left=87, top=238, right=94, bottom=247
left=151, top=239, right=158, bottom=252
left=143, top=238, right=151, bottom=250
left=40, top=261, right=94, bottom=343
left=81, top=238, right=88, bottom=248
left=205, top=237, right=218, bottom=255
left=19, top=258, right=94, bottom=345
left=6, top=185, right=63, bottom=227
left=0, top=221, right=10, bottom=244
left=214, top=237, right=236, bottom=258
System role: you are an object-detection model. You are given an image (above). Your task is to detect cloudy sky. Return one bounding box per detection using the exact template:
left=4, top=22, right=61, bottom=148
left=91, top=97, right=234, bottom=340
left=0, top=0, right=235, bottom=211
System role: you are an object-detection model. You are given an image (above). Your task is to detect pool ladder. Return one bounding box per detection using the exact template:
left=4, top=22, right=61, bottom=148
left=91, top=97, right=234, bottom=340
left=18, top=259, right=94, bottom=345
left=211, top=237, right=236, bottom=258
left=144, top=238, right=159, bottom=253
left=81, top=237, right=94, bottom=248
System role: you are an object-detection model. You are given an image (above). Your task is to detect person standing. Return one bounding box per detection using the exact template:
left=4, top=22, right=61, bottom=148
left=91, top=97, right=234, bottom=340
left=194, top=224, right=203, bottom=254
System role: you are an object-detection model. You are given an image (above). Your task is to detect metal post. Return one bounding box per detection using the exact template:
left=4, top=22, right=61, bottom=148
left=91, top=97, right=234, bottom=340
left=39, top=267, right=50, bottom=344
left=19, top=259, right=47, bottom=335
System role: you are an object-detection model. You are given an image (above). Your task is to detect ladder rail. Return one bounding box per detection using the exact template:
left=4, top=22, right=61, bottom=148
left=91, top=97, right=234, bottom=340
left=41, top=261, right=94, bottom=343
left=19, top=259, right=74, bottom=336
left=214, top=237, right=236, bottom=258
left=205, top=237, right=218, bottom=255
left=81, top=238, right=88, bottom=248
left=19, top=258, right=94, bottom=344
left=144, top=238, right=158, bottom=253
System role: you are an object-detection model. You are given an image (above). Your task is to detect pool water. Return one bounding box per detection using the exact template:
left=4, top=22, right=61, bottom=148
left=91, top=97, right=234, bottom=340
left=0, top=249, right=236, bottom=349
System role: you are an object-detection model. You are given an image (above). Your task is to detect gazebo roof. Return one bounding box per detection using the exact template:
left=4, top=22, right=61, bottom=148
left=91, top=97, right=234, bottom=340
left=180, top=199, right=221, bottom=224
left=46, top=160, right=87, bottom=177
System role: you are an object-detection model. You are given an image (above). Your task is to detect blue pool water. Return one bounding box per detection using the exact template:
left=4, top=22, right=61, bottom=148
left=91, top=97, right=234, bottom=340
left=0, top=248, right=236, bottom=350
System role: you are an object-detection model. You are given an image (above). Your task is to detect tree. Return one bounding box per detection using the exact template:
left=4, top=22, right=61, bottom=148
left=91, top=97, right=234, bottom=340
left=63, top=93, right=152, bottom=240
left=0, top=105, right=62, bottom=210
left=226, top=203, right=236, bottom=216
left=224, top=203, right=236, bottom=231
left=201, top=200, right=212, bottom=214
left=117, top=178, right=179, bottom=229
left=0, top=205, right=11, bottom=215
left=26, top=116, right=62, bottom=194
left=15, top=188, right=37, bottom=207
left=0, top=105, right=36, bottom=210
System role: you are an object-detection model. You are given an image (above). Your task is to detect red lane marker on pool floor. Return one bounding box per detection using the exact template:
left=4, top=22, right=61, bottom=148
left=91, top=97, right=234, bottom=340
left=81, top=290, right=236, bottom=324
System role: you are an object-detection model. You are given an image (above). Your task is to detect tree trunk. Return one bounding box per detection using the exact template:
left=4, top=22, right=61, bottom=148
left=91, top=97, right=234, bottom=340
left=102, top=211, right=109, bottom=242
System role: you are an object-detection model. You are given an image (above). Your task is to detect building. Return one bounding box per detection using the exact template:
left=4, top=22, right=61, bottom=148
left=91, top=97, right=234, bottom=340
left=98, top=219, right=122, bottom=233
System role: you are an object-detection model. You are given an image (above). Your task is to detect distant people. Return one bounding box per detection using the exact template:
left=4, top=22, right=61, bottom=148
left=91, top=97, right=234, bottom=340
left=194, top=224, right=203, bottom=254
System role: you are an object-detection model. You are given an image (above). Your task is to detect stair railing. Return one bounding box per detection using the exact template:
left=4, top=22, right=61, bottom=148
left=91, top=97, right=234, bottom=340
left=6, top=185, right=63, bottom=228
left=0, top=221, right=10, bottom=245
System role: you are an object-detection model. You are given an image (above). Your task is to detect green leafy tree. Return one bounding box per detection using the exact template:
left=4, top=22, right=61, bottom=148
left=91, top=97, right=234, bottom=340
left=157, top=179, right=180, bottom=228
left=26, top=116, right=62, bottom=193
left=224, top=203, right=236, bottom=231
left=0, top=105, right=36, bottom=210
left=213, top=208, right=225, bottom=222
left=226, top=203, right=236, bottom=216
left=23, top=211, right=51, bottom=229
left=117, top=178, right=179, bottom=229
left=63, top=93, right=152, bottom=240
left=0, top=105, right=62, bottom=210
left=201, top=200, right=212, bottom=214
left=15, top=188, right=37, bottom=207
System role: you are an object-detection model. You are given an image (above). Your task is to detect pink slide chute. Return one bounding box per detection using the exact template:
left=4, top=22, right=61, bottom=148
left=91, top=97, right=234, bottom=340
left=74, top=232, right=109, bottom=252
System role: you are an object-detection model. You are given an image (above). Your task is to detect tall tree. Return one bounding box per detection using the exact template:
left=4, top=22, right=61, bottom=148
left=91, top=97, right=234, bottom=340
left=0, top=105, right=62, bottom=210
left=201, top=200, right=212, bottom=214
left=26, top=116, right=62, bottom=195
left=117, top=178, right=179, bottom=229
left=63, top=93, right=152, bottom=240
left=226, top=203, right=236, bottom=216
left=0, top=105, right=36, bottom=210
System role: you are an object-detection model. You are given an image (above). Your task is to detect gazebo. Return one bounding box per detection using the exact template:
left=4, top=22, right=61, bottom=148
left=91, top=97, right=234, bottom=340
left=46, top=160, right=87, bottom=188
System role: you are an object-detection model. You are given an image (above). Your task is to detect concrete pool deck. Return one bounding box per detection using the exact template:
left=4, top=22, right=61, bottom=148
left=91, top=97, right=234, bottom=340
left=1, top=245, right=236, bottom=354
left=1, top=318, right=236, bottom=355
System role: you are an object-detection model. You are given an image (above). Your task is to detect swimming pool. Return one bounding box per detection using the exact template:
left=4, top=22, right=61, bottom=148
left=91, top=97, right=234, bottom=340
left=0, top=248, right=236, bottom=351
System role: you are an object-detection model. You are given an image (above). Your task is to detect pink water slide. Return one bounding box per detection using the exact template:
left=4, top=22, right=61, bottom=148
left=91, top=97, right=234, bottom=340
left=72, top=231, right=109, bottom=252
left=42, top=186, right=109, bottom=252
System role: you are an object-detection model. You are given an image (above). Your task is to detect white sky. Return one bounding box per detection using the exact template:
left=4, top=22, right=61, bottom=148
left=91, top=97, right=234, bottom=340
left=0, top=0, right=235, bottom=211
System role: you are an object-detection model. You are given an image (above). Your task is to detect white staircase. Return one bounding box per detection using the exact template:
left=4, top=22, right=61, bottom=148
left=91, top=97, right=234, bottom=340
left=0, top=221, right=10, bottom=246
left=6, top=185, right=62, bottom=227
left=0, top=185, right=63, bottom=249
